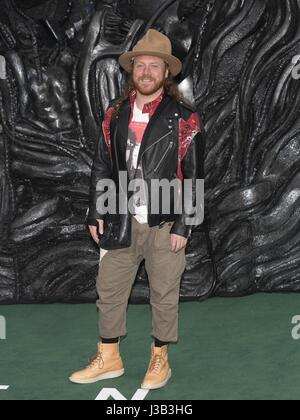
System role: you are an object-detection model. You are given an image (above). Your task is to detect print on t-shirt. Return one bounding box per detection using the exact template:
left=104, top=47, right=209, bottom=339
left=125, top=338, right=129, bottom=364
left=126, top=103, right=149, bottom=223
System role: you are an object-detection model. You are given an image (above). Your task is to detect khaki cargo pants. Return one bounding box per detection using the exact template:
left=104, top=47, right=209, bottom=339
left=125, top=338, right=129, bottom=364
left=96, top=217, right=186, bottom=343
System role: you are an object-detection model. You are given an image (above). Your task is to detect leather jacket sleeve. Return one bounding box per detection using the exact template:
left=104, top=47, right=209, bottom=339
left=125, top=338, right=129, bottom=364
left=170, top=127, right=206, bottom=239
left=86, top=126, right=112, bottom=226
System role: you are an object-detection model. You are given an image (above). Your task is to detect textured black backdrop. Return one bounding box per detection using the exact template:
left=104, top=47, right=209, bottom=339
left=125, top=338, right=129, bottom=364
left=0, top=0, right=299, bottom=303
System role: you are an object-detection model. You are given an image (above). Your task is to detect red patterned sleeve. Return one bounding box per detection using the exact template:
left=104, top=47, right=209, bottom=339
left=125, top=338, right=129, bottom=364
left=177, top=112, right=202, bottom=181
left=102, top=107, right=114, bottom=159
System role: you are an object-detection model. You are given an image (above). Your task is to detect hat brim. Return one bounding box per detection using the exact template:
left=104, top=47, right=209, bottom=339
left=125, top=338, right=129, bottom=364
left=119, top=51, right=182, bottom=77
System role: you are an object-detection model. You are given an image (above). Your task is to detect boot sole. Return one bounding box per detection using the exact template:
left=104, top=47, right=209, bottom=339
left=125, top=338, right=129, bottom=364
left=69, top=369, right=125, bottom=385
left=141, top=369, right=172, bottom=390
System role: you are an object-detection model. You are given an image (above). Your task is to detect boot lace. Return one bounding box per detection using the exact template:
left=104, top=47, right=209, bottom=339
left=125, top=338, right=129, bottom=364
left=88, top=351, right=104, bottom=369
left=149, top=354, right=163, bottom=373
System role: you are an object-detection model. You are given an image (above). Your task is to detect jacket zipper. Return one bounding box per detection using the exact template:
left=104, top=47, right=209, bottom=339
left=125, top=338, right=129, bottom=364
left=133, top=130, right=172, bottom=180
left=153, top=141, right=174, bottom=173
left=139, top=130, right=173, bottom=166
left=138, top=130, right=173, bottom=219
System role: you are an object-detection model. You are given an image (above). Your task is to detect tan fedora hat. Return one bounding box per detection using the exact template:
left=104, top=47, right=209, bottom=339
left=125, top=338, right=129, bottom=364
left=119, top=29, right=182, bottom=77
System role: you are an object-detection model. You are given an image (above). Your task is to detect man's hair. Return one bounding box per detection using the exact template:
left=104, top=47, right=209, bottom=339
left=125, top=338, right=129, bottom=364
left=112, top=63, right=186, bottom=115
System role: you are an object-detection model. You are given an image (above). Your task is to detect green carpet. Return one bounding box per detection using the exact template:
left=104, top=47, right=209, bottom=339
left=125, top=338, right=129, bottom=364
left=0, top=294, right=300, bottom=400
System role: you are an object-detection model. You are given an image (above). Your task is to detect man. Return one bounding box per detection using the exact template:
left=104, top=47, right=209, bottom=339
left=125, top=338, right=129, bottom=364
left=70, top=29, right=205, bottom=389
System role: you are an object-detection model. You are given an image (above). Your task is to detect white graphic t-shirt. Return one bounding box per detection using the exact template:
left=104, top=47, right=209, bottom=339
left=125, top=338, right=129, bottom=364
left=126, top=101, right=149, bottom=224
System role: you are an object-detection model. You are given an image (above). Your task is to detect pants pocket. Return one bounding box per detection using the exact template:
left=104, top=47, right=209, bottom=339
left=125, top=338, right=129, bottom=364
left=153, top=222, right=174, bottom=250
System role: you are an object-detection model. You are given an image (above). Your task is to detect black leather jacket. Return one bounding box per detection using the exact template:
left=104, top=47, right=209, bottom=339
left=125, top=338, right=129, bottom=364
left=87, top=94, right=205, bottom=250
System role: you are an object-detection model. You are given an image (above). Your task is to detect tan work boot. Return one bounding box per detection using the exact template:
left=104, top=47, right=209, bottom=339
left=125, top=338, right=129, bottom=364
left=141, top=344, right=172, bottom=390
left=69, top=342, right=124, bottom=384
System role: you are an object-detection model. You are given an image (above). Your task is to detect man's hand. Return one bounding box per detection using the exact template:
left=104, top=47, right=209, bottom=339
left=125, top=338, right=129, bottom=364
left=171, top=234, right=188, bottom=253
left=89, top=220, right=104, bottom=244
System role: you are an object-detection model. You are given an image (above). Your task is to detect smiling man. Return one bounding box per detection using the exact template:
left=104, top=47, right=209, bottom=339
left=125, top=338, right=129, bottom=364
left=70, top=29, right=205, bottom=390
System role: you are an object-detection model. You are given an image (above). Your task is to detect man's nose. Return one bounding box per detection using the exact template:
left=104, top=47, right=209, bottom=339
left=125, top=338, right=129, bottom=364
left=142, top=67, right=152, bottom=76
